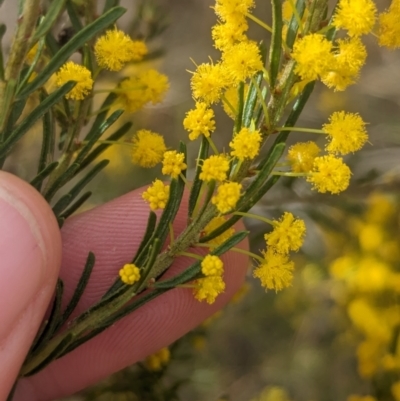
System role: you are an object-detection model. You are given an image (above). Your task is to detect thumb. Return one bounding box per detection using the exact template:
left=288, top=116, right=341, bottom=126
left=0, top=172, right=62, bottom=400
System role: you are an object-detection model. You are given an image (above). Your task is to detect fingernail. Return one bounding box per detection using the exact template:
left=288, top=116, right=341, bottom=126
left=0, top=185, right=48, bottom=341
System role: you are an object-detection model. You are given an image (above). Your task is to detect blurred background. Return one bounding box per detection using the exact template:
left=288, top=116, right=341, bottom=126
left=2, top=0, right=400, bottom=400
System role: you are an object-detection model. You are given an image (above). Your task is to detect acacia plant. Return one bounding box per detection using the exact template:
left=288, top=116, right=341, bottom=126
left=1, top=0, right=399, bottom=399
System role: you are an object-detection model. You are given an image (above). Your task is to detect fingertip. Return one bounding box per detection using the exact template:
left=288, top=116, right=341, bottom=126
left=0, top=172, right=62, bottom=398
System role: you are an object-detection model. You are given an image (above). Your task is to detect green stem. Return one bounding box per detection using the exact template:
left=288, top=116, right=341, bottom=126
left=277, top=126, right=325, bottom=134
left=169, top=222, right=175, bottom=244
left=177, top=251, right=203, bottom=261
left=272, top=171, right=308, bottom=177
left=251, top=76, right=270, bottom=128
left=246, top=13, right=273, bottom=33
left=20, top=286, right=137, bottom=376
left=233, top=211, right=275, bottom=226
left=230, top=247, right=264, bottom=263
left=221, top=93, right=236, bottom=117
left=0, top=0, right=40, bottom=133
left=206, top=136, right=219, bottom=155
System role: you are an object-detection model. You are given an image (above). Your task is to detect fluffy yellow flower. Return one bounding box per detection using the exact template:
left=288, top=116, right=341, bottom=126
left=322, top=37, right=367, bottom=91
left=333, top=0, right=376, bottom=36
left=200, top=155, right=230, bottom=182
left=162, top=150, right=187, bottom=179
left=55, top=61, right=93, bottom=100
left=191, top=62, right=229, bottom=104
left=211, top=182, right=242, bottom=213
left=378, top=0, right=400, bottom=49
left=183, top=102, right=216, bottom=140
left=139, top=69, right=169, bottom=104
left=214, top=0, right=254, bottom=22
left=193, top=276, right=226, bottom=304
left=287, top=141, right=321, bottom=173
left=229, top=127, right=262, bottom=161
left=253, top=249, right=295, bottom=291
left=131, top=129, right=166, bottom=168
left=203, top=216, right=235, bottom=250
left=306, top=155, right=351, bottom=194
left=201, top=255, right=224, bottom=276
left=292, top=34, right=334, bottom=81
left=142, top=179, right=170, bottom=210
left=264, top=212, right=306, bottom=254
left=94, top=29, right=147, bottom=71
left=130, top=41, right=148, bottom=61
left=118, top=69, right=169, bottom=113
left=118, top=78, right=147, bottom=112
left=212, top=20, right=248, bottom=51
left=348, top=299, right=391, bottom=342
left=119, top=263, right=141, bottom=285
left=144, top=348, right=170, bottom=371
left=323, top=111, right=368, bottom=155
left=222, top=41, right=263, bottom=83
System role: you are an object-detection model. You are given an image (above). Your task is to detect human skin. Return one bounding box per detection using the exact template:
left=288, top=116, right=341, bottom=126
left=0, top=171, right=248, bottom=401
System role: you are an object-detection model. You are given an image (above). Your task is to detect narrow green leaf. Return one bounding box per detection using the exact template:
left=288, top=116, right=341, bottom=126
left=52, top=159, right=109, bottom=215
left=31, top=161, right=59, bottom=189
left=188, top=136, right=209, bottom=218
left=286, top=0, right=306, bottom=48
left=45, top=32, right=60, bottom=55
left=44, top=162, right=80, bottom=201
left=0, top=81, right=75, bottom=159
left=17, top=7, right=126, bottom=98
left=269, top=0, right=283, bottom=88
left=23, top=333, right=74, bottom=377
left=58, top=252, right=96, bottom=328
left=66, top=0, right=84, bottom=32
left=156, top=231, right=249, bottom=288
left=133, top=212, right=158, bottom=263
left=52, top=194, right=73, bottom=216
left=138, top=238, right=163, bottom=288
left=44, top=110, right=123, bottom=201
left=242, top=71, right=263, bottom=128
left=274, top=80, right=315, bottom=145
left=75, top=110, right=123, bottom=166
left=234, top=82, right=245, bottom=133
left=78, top=121, right=132, bottom=172
left=239, top=142, right=286, bottom=207
left=84, top=92, right=118, bottom=141
left=37, top=94, right=55, bottom=176
left=4, top=97, right=27, bottom=137
left=196, top=180, right=215, bottom=218
left=103, top=0, right=120, bottom=13
left=33, top=0, right=67, bottom=41
left=30, top=280, right=64, bottom=355
left=60, top=191, right=92, bottom=219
